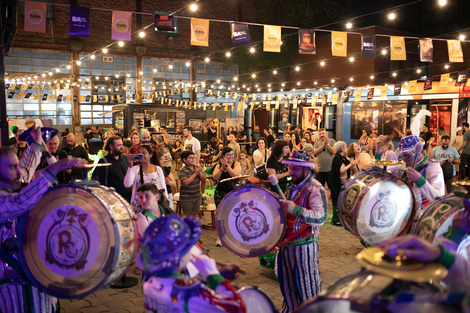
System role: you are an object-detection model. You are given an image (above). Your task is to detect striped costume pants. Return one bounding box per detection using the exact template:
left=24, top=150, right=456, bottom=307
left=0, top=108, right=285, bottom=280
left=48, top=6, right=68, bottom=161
left=277, top=241, right=321, bottom=313
left=0, top=284, right=58, bottom=313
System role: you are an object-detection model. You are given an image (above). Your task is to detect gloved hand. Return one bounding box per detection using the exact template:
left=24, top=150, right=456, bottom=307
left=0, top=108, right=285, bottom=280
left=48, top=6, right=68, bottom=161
left=190, top=254, right=219, bottom=279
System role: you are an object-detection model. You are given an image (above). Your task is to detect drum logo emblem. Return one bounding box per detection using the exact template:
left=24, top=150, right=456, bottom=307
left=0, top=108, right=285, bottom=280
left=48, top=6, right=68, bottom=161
left=233, top=200, right=269, bottom=242
left=45, top=207, right=91, bottom=270
left=369, top=191, right=396, bottom=228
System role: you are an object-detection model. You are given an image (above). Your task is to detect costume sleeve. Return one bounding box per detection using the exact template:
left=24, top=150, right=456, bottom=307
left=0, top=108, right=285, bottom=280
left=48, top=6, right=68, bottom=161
left=441, top=251, right=470, bottom=292
left=19, top=143, right=44, bottom=183
left=124, top=166, right=138, bottom=188
left=0, top=171, right=56, bottom=222
left=292, top=184, right=327, bottom=226
left=416, top=163, right=445, bottom=201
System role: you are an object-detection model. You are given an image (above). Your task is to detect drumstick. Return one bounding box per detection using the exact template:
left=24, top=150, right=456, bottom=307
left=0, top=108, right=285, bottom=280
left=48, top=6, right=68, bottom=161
left=269, top=174, right=287, bottom=200
left=411, top=142, right=425, bottom=169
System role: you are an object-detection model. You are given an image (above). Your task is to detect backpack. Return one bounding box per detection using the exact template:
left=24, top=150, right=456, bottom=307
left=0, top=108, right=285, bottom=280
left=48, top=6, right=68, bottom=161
left=441, top=161, right=454, bottom=180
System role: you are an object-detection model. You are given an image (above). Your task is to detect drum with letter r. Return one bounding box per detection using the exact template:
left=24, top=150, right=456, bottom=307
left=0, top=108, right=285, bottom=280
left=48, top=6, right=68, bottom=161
left=338, top=168, right=416, bottom=245
left=294, top=270, right=461, bottom=313
left=216, top=185, right=286, bottom=257
left=412, top=194, right=470, bottom=260
left=18, top=181, right=137, bottom=299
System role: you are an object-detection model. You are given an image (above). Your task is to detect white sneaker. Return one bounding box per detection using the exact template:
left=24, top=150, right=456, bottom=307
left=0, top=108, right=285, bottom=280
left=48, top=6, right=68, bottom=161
left=215, top=238, right=223, bottom=247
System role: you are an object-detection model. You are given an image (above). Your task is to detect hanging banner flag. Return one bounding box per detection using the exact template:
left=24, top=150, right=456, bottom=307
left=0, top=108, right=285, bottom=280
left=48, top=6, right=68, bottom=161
left=266, top=101, right=271, bottom=111
left=355, top=89, right=362, bottom=101
left=264, top=25, right=281, bottom=52
left=34, top=93, right=40, bottom=100
left=448, top=40, right=464, bottom=63
left=112, top=11, right=132, bottom=41
left=24, top=1, right=47, bottom=33
left=342, top=91, right=349, bottom=102
left=332, top=93, right=338, bottom=105
left=69, top=7, right=90, bottom=36
left=275, top=101, right=280, bottom=110
left=230, top=22, right=250, bottom=46
left=380, top=86, right=388, bottom=98
left=394, top=84, right=401, bottom=96
left=408, top=80, right=417, bottom=93
left=191, top=18, right=209, bottom=46
left=424, top=78, right=433, bottom=91
left=390, top=36, right=406, bottom=60
left=440, top=73, right=450, bottom=87
left=361, top=34, right=376, bottom=59
left=331, top=31, right=347, bottom=57
left=299, top=29, right=316, bottom=54
left=458, top=70, right=468, bottom=83
left=154, top=14, right=175, bottom=32
left=312, top=94, right=318, bottom=104
left=367, top=88, right=374, bottom=100
left=419, top=38, right=433, bottom=62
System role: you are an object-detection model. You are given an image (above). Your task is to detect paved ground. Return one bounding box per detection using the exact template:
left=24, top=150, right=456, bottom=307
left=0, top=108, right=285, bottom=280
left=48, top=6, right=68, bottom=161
left=60, top=194, right=364, bottom=313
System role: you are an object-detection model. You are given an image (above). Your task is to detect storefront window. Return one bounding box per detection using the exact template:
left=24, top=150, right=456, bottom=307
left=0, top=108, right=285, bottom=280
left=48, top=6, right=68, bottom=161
left=350, top=101, right=407, bottom=139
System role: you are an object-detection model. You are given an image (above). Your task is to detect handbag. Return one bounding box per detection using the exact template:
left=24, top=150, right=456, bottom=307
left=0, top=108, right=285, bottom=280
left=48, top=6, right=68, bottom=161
left=256, top=150, right=269, bottom=180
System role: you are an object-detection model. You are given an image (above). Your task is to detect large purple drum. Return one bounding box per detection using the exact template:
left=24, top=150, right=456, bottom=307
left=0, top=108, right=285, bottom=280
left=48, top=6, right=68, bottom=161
left=216, top=185, right=286, bottom=257
left=412, top=194, right=470, bottom=260
left=338, top=168, right=416, bottom=245
left=19, top=182, right=137, bottom=299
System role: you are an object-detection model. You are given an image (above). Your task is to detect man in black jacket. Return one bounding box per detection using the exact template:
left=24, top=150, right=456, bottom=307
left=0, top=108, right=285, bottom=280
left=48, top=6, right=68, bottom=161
left=93, top=136, right=132, bottom=203
left=61, top=133, right=89, bottom=181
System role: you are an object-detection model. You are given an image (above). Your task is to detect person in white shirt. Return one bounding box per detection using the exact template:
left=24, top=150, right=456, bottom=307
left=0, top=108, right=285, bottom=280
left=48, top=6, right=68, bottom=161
left=183, top=126, right=201, bottom=165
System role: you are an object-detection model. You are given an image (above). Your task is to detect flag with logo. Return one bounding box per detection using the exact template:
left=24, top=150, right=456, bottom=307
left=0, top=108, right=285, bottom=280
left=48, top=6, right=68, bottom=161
left=230, top=22, right=250, bottom=46
left=458, top=70, right=468, bottom=83
left=191, top=18, right=209, bottom=46
left=24, top=1, right=47, bottom=33
left=380, top=86, right=388, bottom=98
left=394, top=84, right=401, bottom=96
left=69, top=7, right=90, bottom=36
left=361, top=34, right=376, bottom=59
left=408, top=80, right=417, bottom=93
left=355, top=89, right=362, bottom=101
left=263, top=25, right=281, bottom=52
left=419, top=38, right=433, bottom=62
left=331, top=31, right=347, bottom=57
left=390, top=36, right=406, bottom=60
left=112, top=11, right=132, bottom=41
left=448, top=40, right=463, bottom=62
left=440, top=73, right=450, bottom=87
left=299, top=29, right=316, bottom=54
left=154, top=14, right=175, bottom=32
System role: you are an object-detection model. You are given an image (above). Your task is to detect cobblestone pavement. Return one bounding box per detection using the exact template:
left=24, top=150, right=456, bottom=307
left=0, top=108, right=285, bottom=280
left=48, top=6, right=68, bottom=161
left=60, top=198, right=364, bottom=313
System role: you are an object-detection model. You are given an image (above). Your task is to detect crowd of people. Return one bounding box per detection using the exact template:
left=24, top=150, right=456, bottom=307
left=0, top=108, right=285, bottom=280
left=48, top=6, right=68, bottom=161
left=2, top=119, right=470, bottom=313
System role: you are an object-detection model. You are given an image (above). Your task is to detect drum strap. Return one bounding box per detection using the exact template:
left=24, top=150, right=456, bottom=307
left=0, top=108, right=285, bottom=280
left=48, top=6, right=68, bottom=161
left=276, top=225, right=312, bottom=248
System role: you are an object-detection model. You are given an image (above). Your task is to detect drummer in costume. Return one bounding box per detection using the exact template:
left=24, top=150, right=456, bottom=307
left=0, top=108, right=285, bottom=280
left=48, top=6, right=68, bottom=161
left=0, top=126, right=87, bottom=313
left=278, top=150, right=328, bottom=313
left=395, top=135, right=445, bottom=212
left=138, top=214, right=246, bottom=313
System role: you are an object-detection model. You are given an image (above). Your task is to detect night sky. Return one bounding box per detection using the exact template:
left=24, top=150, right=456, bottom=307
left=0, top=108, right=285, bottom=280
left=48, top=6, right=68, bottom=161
left=331, top=0, right=470, bottom=38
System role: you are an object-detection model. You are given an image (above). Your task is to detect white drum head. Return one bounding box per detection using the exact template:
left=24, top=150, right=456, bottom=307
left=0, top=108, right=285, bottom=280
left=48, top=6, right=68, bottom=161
left=238, top=286, right=277, bottom=313
left=216, top=186, right=285, bottom=257
left=356, top=179, right=414, bottom=245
